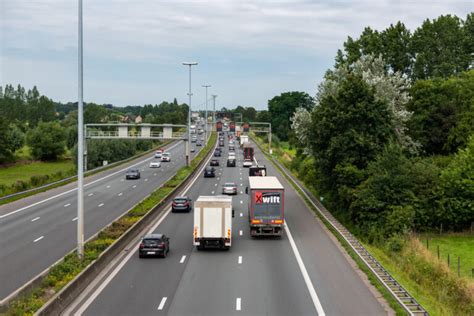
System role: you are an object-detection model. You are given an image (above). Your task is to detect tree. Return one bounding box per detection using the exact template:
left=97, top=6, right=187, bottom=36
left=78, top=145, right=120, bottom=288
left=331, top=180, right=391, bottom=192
left=268, top=92, right=314, bottom=141
left=0, top=118, right=25, bottom=163
left=380, top=22, right=412, bottom=76
left=27, top=121, right=66, bottom=161
left=310, top=73, right=395, bottom=211
left=256, top=110, right=271, bottom=123
left=290, top=107, right=312, bottom=150
left=84, top=103, right=108, bottom=124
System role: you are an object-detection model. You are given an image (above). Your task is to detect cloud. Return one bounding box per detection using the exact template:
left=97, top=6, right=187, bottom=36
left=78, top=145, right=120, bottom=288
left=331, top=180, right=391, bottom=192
left=1, top=0, right=472, bottom=108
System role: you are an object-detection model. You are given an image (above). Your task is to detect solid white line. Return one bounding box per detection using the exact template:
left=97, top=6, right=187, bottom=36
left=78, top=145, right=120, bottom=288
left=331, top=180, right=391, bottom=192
left=238, top=256, right=242, bottom=264
left=31, top=217, right=40, bottom=222
left=157, top=297, right=167, bottom=310
left=236, top=298, right=241, bottom=311
left=285, top=224, right=326, bottom=315
left=98, top=203, right=104, bottom=208
left=74, top=140, right=217, bottom=315
left=239, top=230, right=243, bottom=236
left=88, top=193, right=94, bottom=197
left=180, top=255, right=186, bottom=264
left=0, top=141, right=183, bottom=220
left=64, top=203, right=71, bottom=207
left=240, top=213, right=243, bottom=217
left=72, top=217, right=78, bottom=221
left=118, top=192, right=123, bottom=196
left=33, top=236, right=44, bottom=243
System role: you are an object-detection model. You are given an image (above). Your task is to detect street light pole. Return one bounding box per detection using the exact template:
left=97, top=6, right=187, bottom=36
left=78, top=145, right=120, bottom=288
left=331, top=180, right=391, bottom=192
left=202, top=85, right=211, bottom=144
left=77, top=0, right=84, bottom=258
left=182, top=62, right=198, bottom=166
left=212, top=94, right=217, bottom=127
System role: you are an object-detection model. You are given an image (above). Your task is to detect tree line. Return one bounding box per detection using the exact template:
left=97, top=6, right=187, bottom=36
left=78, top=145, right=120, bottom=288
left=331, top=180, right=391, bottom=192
left=266, top=13, right=473, bottom=244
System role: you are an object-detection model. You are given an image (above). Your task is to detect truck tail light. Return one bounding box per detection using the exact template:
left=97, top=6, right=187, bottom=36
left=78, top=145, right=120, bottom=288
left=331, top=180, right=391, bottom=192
left=274, top=220, right=283, bottom=224
left=227, top=229, right=231, bottom=238
left=251, top=219, right=261, bottom=224
left=194, top=227, right=198, bottom=238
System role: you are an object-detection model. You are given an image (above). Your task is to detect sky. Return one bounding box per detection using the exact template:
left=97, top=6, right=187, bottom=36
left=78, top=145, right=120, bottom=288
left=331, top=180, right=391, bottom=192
left=0, top=1, right=472, bottom=110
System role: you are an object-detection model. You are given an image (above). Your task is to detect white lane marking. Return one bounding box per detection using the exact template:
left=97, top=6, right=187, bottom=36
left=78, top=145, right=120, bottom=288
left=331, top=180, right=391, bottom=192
left=64, top=203, right=71, bottom=207
left=98, top=203, right=104, bottom=208
left=217, top=177, right=220, bottom=180
left=211, top=191, right=215, bottom=194
left=157, top=297, right=167, bottom=310
left=0, top=141, right=184, bottom=220
left=88, top=193, right=94, bottom=197
left=145, top=179, right=148, bottom=182
left=72, top=217, right=78, bottom=221
left=239, top=230, right=243, bottom=236
left=214, top=183, right=218, bottom=186
left=74, top=141, right=217, bottom=315
left=240, top=191, right=243, bottom=194
left=132, top=185, right=137, bottom=188
left=240, top=213, right=243, bottom=217
left=236, top=298, right=241, bottom=311
left=118, top=192, right=123, bottom=196
left=121, top=179, right=124, bottom=182
left=238, top=256, right=242, bottom=264
left=240, top=178, right=242, bottom=181
left=31, top=217, right=40, bottom=222
left=154, top=173, right=157, bottom=176
left=180, top=255, right=186, bottom=264
left=285, top=224, right=326, bottom=315
left=106, top=185, right=111, bottom=189
left=240, top=200, right=243, bottom=204
left=33, top=236, right=44, bottom=243
left=240, top=183, right=243, bottom=186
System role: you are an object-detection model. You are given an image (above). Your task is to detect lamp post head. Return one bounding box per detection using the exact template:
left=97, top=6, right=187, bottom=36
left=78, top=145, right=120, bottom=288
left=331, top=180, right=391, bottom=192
left=182, top=62, right=198, bottom=66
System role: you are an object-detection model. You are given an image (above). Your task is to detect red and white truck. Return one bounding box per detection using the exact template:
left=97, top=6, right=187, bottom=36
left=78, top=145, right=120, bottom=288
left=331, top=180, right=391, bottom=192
left=247, top=176, right=284, bottom=237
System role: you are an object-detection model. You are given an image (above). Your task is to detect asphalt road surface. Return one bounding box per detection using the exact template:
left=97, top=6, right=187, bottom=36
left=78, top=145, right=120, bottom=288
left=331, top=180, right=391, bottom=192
left=0, top=139, right=204, bottom=302
left=70, top=135, right=388, bottom=316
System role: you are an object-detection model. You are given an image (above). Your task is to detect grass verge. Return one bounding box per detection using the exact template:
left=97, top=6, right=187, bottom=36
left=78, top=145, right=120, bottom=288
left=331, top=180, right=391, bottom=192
left=3, top=134, right=216, bottom=316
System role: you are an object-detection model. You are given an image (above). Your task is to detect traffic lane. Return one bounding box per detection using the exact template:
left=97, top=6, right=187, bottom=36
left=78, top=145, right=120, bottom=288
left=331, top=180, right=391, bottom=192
left=253, top=143, right=387, bottom=315
left=82, top=143, right=217, bottom=315
left=0, top=142, right=200, bottom=301
left=167, top=156, right=315, bottom=316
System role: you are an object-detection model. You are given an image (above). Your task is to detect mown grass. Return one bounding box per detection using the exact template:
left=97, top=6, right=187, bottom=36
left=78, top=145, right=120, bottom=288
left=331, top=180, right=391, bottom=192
left=0, top=160, right=75, bottom=186
left=3, top=134, right=216, bottom=316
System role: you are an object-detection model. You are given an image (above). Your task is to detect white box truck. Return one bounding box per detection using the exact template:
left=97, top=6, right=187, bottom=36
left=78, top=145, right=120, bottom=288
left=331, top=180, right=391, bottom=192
left=193, top=196, right=233, bottom=250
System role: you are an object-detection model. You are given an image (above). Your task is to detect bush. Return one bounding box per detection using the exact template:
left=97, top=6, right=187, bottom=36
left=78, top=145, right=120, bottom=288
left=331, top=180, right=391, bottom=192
left=27, top=121, right=66, bottom=161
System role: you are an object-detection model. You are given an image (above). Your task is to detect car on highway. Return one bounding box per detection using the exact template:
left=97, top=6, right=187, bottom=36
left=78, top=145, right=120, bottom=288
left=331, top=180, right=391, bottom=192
left=139, top=234, right=170, bottom=258
left=191, top=147, right=196, bottom=153
left=149, top=161, right=161, bottom=168
left=243, top=159, right=253, bottom=168
left=210, top=159, right=220, bottom=166
left=191, top=135, right=197, bottom=143
left=125, top=168, right=140, bottom=179
left=154, top=150, right=163, bottom=158
left=227, top=157, right=236, bottom=167
left=172, top=196, right=192, bottom=213
left=161, top=152, right=171, bottom=162
left=222, top=182, right=237, bottom=195
left=196, top=142, right=202, bottom=146
left=214, top=149, right=221, bottom=157
left=204, top=166, right=216, bottom=177
left=229, top=144, right=235, bottom=151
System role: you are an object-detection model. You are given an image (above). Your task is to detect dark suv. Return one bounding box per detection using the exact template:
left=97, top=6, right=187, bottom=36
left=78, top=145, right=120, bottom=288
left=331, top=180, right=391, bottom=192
left=125, top=168, right=140, bottom=180
left=172, top=196, right=192, bottom=212
left=138, top=234, right=170, bottom=258
left=227, top=158, right=236, bottom=167
left=204, top=166, right=216, bottom=177
left=214, top=149, right=221, bottom=157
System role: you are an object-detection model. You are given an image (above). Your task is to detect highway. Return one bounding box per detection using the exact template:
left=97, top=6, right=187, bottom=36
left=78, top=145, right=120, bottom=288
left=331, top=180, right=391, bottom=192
left=0, top=139, right=204, bottom=303
left=68, top=135, right=389, bottom=316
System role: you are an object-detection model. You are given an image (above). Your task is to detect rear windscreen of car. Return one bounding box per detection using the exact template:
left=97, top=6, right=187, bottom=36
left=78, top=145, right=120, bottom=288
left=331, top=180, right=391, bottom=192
left=174, top=198, right=187, bottom=203
left=143, top=239, right=161, bottom=246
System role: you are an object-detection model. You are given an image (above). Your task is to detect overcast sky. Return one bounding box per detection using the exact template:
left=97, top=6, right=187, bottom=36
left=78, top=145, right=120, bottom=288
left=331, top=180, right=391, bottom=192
left=0, top=1, right=472, bottom=110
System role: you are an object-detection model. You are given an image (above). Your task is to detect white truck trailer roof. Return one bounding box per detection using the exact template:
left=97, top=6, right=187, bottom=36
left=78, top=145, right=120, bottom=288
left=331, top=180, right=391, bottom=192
left=195, top=196, right=232, bottom=204
left=248, top=176, right=284, bottom=190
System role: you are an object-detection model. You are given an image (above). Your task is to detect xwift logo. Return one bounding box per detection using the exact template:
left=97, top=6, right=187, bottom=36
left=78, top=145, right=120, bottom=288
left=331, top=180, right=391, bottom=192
left=255, top=191, right=280, bottom=204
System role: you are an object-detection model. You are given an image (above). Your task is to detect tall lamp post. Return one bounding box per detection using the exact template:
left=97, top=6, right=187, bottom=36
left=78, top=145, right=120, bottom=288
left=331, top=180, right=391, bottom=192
left=182, top=62, right=198, bottom=166
left=212, top=94, right=217, bottom=127
left=77, top=0, right=84, bottom=258
left=202, top=84, right=211, bottom=144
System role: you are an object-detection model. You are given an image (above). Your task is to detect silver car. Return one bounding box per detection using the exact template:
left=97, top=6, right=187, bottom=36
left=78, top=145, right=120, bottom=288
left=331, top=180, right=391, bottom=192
left=222, top=182, right=237, bottom=195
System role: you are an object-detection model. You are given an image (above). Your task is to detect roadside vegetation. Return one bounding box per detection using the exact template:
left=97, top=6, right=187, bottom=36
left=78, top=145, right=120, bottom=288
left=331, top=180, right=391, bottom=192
left=4, top=133, right=216, bottom=316
left=255, top=13, right=474, bottom=315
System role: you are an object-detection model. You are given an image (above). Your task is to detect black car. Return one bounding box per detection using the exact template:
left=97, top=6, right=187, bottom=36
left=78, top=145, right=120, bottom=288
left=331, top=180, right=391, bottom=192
left=172, top=196, right=192, bottom=212
left=214, top=150, right=221, bottom=157
left=227, top=158, right=236, bottom=167
left=125, top=168, right=140, bottom=179
left=204, top=166, right=216, bottom=177
left=210, top=159, right=220, bottom=166
left=138, top=234, right=170, bottom=258
left=196, top=142, right=202, bottom=147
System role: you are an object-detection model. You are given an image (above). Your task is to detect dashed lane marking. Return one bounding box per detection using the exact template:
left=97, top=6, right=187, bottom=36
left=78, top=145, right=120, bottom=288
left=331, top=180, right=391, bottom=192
left=72, top=217, right=78, bottom=221
left=98, top=203, right=104, bottom=208
left=238, top=256, right=242, bottom=264
left=64, top=203, right=71, bottom=207
left=118, top=192, right=123, bottom=196
left=236, top=298, right=241, bottom=311
left=239, top=230, right=243, bottom=236
left=157, top=297, right=167, bottom=310
left=180, top=256, right=186, bottom=264
left=33, top=236, right=44, bottom=243
left=31, top=217, right=40, bottom=222
left=240, top=213, right=243, bottom=217
left=88, top=193, right=94, bottom=196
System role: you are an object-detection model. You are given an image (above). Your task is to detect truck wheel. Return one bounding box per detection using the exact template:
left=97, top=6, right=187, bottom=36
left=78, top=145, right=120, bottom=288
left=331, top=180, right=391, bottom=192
left=197, top=245, right=204, bottom=251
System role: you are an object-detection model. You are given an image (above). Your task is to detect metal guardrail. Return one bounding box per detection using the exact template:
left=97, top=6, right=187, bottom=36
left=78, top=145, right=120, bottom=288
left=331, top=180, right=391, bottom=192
left=253, top=138, right=428, bottom=316
left=0, top=142, right=175, bottom=203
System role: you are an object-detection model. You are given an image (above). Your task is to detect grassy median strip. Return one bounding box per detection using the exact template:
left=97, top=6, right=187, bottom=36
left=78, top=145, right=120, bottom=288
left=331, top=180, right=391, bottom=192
left=251, top=135, right=406, bottom=315
left=4, top=134, right=215, bottom=316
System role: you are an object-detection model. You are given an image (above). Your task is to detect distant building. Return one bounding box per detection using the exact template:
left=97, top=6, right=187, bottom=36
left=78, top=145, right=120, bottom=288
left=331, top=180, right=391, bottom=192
left=135, top=115, right=143, bottom=124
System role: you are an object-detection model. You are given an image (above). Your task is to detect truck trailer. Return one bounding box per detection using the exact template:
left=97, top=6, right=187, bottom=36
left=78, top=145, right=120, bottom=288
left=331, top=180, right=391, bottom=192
left=243, top=143, right=254, bottom=160
left=247, top=176, right=284, bottom=237
left=193, top=196, right=233, bottom=250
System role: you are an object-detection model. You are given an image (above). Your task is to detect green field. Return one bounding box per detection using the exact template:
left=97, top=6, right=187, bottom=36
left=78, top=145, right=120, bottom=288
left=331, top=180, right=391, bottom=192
left=0, top=160, right=75, bottom=186
left=424, top=234, right=474, bottom=279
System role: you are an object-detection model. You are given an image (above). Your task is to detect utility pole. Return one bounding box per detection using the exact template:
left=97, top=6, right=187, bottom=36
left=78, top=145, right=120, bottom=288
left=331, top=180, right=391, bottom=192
left=77, top=0, right=84, bottom=258
left=212, top=94, right=217, bottom=127
left=202, top=85, right=211, bottom=144
left=182, top=62, right=198, bottom=166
